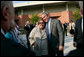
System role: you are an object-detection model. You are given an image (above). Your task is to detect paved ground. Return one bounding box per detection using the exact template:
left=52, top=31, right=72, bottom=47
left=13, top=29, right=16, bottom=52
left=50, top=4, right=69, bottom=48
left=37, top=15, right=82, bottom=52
left=64, top=33, right=76, bottom=56
left=18, top=34, right=28, bottom=48
left=18, top=33, right=76, bottom=56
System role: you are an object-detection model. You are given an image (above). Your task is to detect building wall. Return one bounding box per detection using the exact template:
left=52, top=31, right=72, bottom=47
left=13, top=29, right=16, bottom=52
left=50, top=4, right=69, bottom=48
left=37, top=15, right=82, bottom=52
left=15, top=2, right=78, bottom=15
left=16, top=15, right=29, bottom=28
left=15, top=2, right=79, bottom=28
left=15, top=3, right=67, bottom=15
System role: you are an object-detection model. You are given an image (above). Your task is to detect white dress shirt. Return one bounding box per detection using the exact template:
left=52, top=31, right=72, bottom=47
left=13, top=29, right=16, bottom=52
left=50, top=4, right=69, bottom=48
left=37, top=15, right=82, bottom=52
left=48, top=18, right=51, bottom=35
left=47, top=18, right=51, bottom=39
left=82, top=18, right=83, bottom=32
left=1, top=28, right=5, bottom=36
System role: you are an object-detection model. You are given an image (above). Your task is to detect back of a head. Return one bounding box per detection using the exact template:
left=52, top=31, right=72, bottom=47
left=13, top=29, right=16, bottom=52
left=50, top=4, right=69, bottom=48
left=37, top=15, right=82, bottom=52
left=1, top=1, right=13, bottom=10
left=1, top=1, right=13, bottom=33
left=1, top=1, right=13, bottom=20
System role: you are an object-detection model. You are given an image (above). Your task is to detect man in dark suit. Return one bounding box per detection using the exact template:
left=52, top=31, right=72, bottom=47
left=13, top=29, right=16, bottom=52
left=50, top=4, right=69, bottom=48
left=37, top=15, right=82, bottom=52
left=41, top=12, right=64, bottom=56
left=63, top=23, right=68, bottom=36
left=68, top=18, right=83, bottom=56
left=73, top=1, right=83, bottom=56
left=1, top=1, right=34, bottom=56
left=24, top=21, right=35, bottom=49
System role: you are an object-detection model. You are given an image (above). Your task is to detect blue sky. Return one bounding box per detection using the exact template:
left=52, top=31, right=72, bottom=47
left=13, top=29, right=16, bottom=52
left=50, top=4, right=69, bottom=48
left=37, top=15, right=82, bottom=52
left=13, top=1, right=31, bottom=4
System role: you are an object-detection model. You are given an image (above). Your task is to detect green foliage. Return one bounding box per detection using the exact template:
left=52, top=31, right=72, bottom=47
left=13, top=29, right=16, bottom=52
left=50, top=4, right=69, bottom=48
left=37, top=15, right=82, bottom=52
left=30, top=13, right=40, bottom=25
left=73, top=8, right=82, bottom=22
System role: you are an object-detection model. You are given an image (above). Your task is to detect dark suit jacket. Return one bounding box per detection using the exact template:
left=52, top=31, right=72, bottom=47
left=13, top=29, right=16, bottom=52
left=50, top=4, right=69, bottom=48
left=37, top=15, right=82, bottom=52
left=74, top=18, right=83, bottom=48
left=0, top=33, right=33, bottom=56
left=48, top=19, right=64, bottom=51
left=67, top=18, right=83, bottom=56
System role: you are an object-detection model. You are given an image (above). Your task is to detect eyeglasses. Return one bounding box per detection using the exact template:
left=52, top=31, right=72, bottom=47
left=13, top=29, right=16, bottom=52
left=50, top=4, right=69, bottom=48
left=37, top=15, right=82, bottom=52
left=39, top=22, right=44, bottom=24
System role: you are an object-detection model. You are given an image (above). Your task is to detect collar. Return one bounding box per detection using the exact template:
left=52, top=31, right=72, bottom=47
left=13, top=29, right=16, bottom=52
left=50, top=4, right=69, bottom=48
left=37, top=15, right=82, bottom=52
left=49, top=18, right=51, bottom=22
left=1, top=28, right=5, bottom=36
left=82, top=17, right=83, bottom=22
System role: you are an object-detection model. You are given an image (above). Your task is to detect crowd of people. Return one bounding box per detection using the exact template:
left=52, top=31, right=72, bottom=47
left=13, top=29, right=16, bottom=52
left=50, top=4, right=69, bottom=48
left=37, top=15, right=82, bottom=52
left=1, top=1, right=83, bottom=56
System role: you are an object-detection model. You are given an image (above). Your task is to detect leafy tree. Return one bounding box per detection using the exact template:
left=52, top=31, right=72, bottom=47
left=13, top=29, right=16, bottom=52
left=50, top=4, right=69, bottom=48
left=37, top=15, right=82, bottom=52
left=30, top=13, right=40, bottom=25
left=73, top=8, right=82, bottom=22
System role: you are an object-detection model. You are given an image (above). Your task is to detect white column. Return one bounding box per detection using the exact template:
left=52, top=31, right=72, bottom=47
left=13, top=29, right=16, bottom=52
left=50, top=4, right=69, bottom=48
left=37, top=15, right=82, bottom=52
left=21, top=9, right=23, bottom=15
left=43, top=4, right=45, bottom=12
left=66, top=2, right=68, bottom=11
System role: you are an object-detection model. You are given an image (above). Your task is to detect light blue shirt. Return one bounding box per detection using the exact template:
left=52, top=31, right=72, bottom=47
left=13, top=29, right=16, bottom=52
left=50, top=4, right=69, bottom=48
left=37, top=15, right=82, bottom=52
left=46, top=18, right=51, bottom=39
left=48, top=18, right=51, bottom=36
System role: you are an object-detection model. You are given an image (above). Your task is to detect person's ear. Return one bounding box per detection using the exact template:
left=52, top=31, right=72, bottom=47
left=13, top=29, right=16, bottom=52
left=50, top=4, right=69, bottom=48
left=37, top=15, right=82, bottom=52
left=2, top=6, right=10, bottom=21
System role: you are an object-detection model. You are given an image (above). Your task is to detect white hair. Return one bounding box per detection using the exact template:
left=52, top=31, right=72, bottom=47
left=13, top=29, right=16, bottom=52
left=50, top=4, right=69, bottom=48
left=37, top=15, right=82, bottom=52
left=79, top=1, right=83, bottom=10
left=1, top=1, right=13, bottom=10
left=10, top=19, right=16, bottom=28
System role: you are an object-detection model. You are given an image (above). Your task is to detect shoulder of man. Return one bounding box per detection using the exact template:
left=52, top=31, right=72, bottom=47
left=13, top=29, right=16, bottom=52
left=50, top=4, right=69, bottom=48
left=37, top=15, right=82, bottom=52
left=1, top=33, right=30, bottom=56
left=76, top=18, right=82, bottom=24
left=51, top=18, right=60, bottom=23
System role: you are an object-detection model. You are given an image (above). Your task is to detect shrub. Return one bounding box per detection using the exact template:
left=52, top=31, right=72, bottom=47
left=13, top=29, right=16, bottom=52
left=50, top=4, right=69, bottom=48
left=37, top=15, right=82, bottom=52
left=73, top=8, right=82, bottom=22
left=30, top=13, right=40, bottom=25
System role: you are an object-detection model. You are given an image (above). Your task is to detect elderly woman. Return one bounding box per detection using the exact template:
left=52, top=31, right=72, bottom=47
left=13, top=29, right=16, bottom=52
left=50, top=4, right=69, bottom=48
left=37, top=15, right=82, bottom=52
left=28, top=19, right=48, bottom=56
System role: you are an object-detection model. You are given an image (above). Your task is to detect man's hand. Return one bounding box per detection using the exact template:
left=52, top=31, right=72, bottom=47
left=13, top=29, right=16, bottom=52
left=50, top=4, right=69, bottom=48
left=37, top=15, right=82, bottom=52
left=59, top=45, right=63, bottom=51
left=33, top=42, right=38, bottom=48
left=73, top=42, right=77, bottom=47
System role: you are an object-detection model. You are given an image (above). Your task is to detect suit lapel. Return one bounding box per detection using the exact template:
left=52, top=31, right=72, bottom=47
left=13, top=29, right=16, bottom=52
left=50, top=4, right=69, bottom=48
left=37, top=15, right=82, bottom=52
left=50, top=19, right=54, bottom=34
left=78, top=18, right=82, bottom=34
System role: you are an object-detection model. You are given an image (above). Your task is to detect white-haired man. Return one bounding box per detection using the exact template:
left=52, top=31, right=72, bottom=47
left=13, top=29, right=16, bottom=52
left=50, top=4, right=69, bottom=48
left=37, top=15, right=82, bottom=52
left=1, top=1, right=34, bottom=56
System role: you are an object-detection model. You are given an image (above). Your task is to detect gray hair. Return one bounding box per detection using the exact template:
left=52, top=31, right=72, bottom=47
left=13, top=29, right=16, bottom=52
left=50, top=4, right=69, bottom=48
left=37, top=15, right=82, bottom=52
left=79, top=1, right=83, bottom=10
left=1, top=1, right=13, bottom=10
left=40, top=12, right=49, bottom=16
left=10, top=20, right=16, bottom=27
left=8, top=19, right=16, bottom=31
left=11, top=20, right=15, bottom=29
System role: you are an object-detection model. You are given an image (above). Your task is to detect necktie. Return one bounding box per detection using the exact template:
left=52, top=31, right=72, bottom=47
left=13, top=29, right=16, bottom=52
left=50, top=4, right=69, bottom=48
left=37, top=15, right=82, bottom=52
left=46, top=23, right=50, bottom=40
